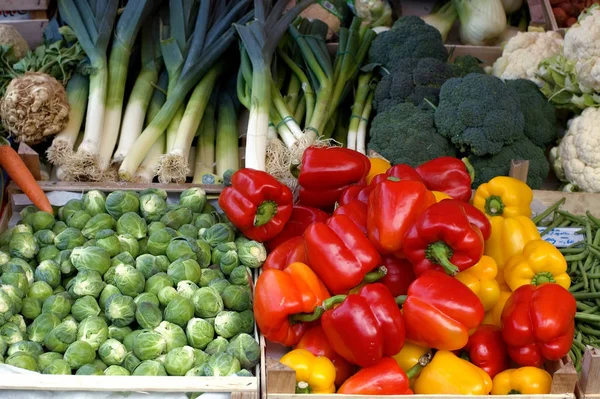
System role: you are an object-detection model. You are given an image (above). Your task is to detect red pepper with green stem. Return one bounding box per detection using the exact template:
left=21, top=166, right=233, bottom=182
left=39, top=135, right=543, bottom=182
left=304, top=214, right=385, bottom=295
left=266, top=205, right=329, bottom=251
left=403, top=199, right=485, bottom=276
left=415, top=157, right=475, bottom=202
left=462, top=324, right=509, bottom=378
left=333, top=199, right=368, bottom=234
left=439, top=199, right=492, bottom=240
left=219, top=168, right=293, bottom=242
left=380, top=255, right=416, bottom=296
left=338, top=357, right=418, bottom=394
left=263, top=236, right=306, bottom=271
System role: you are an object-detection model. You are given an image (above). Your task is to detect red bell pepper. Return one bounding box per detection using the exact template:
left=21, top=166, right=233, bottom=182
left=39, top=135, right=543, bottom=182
left=403, top=200, right=485, bottom=276
left=333, top=199, right=368, bottom=234
left=386, top=164, right=423, bottom=183
left=321, top=283, right=405, bottom=367
left=263, top=236, right=307, bottom=271
left=265, top=205, right=329, bottom=251
left=254, top=262, right=330, bottom=346
left=439, top=199, right=492, bottom=240
left=295, top=325, right=356, bottom=387
left=400, top=270, right=485, bottom=351
left=416, top=157, right=475, bottom=202
left=296, top=146, right=370, bottom=210
left=462, top=324, right=509, bottom=379
left=367, top=179, right=436, bottom=255
left=218, top=168, right=293, bottom=242
left=337, top=358, right=414, bottom=395
left=380, top=255, right=416, bottom=297
left=501, top=283, right=576, bottom=367
left=304, top=214, right=383, bottom=294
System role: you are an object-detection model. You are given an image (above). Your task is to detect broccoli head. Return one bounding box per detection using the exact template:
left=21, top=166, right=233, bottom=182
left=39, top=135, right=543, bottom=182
left=368, top=16, right=448, bottom=71
left=434, top=73, right=525, bottom=156
left=504, top=79, right=557, bottom=149
left=470, top=139, right=550, bottom=189
left=373, top=58, right=455, bottom=112
left=368, top=102, right=457, bottom=166
left=450, top=55, right=486, bottom=77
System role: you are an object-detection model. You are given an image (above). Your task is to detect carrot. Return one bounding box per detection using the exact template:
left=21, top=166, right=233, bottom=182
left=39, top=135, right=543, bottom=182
left=0, top=137, right=52, bottom=213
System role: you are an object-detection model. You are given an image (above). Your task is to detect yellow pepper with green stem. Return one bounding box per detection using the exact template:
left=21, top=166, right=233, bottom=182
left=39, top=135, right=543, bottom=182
left=392, top=341, right=430, bottom=384
left=279, top=349, right=336, bottom=394
left=456, top=255, right=500, bottom=311
left=473, top=176, right=533, bottom=219
left=491, top=367, right=552, bottom=395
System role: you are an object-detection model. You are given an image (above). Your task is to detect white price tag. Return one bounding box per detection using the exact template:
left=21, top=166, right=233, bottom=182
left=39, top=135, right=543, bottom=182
left=538, top=227, right=585, bottom=248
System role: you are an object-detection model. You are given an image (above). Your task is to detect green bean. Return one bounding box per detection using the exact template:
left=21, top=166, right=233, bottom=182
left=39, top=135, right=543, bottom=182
left=573, top=339, right=588, bottom=351
left=532, top=198, right=566, bottom=225
left=558, top=210, right=588, bottom=225
left=540, top=216, right=566, bottom=236
left=577, top=302, right=595, bottom=310
left=560, top=247, right=587, bottom=254
left=565, top=250, right=590, bottom=262
left=569, top=282, right=585, bottom=292
left=587, top=211, right=600, bottom=229
left=560, top=220, right=573, bottom=227
left=573, top=292, right=600, bottom=299
left=577, top=323, right=600, bottom=336
left=586, top=274, right=600, bottom=279
left=580, top=260, right=590, bottom=291
left=583, top=306, right=599, bottom=314
left=576, top=312, right=600, bottom=322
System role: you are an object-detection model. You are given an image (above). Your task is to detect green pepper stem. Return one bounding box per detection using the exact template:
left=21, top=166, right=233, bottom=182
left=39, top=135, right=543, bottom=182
left=508, top=390, right=521, bottom=395
left=296, top=381, right=311, bottom=394
left=289, top=306, right=325, bottom=323
left=290, top=162, right=301, bottom=179
left=323, top=295, right=347, bottom=309
left=395, top=295, right=407, bottom=306
left=426, top=241, right=459, bottom=276
left=254, top=201, right=278, bottom=227
left=387, top=177, right=401, bottom=182
left=405, top=352, right=432, bottom=379
left=363, top=266, right=387, bottom=283
left=461, top=157, right=475, bottom=183
left=484, top=195, right=505, bottom=217
left=531, top=271, right=556, bottom=286
left=460, top=352, right=471, bottom=362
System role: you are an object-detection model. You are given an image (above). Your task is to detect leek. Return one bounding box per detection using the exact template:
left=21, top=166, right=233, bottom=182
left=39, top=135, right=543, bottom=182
left=193, top=97, right=217, bottom=183
left=119, top=0, right=253, bottom=180
left=215, top=91, right=240, bottom=177
left=356, top=91, right=374, bottom=155
left=57, top=0, right=119, bottom=178
left=347, top=72, right=373, bottom=151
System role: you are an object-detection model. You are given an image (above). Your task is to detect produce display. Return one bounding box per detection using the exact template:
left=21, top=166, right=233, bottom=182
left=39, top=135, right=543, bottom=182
left=0, top=187, right=263, bottom=377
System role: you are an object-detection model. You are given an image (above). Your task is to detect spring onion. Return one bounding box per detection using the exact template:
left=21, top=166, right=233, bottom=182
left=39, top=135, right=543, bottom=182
left=347, top=72, right=373, bottom=151
left=215, top=90, right=240, bottom=178
left=192, top=96, right=217, bottom=184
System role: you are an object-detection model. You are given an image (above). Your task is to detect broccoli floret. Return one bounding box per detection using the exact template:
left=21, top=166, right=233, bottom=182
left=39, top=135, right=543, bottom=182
left=504, top=79, right=557, bottom=149
left=368, top=102, right=457, bottom=166
left=368, top=16, right=448, bottom=71
left=450, top=55, right=486, bottom=77
left=434, top=73, right=525, bottom=156
left=373, top=58, right=455, bottom=112
left=470, top=139, right=550, bottom=189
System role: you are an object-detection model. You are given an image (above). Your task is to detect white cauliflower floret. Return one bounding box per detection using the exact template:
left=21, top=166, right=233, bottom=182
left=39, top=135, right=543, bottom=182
left=563, top=9, right=600, bottom=92
left=492, top=31, right=563, bottom=86
left=559, top=107, right=600, bottom=192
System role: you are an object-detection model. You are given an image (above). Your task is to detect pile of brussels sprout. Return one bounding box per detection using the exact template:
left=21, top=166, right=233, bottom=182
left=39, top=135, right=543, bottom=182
left=0, top=188, right=266, bottom=377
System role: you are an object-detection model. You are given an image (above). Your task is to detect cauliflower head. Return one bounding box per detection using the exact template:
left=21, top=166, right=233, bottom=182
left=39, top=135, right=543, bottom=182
left=492, top=31, right=563, bottom=86
left=563, top=9, right=600, bottom=91
left=559, top=107, right=600, bottom=192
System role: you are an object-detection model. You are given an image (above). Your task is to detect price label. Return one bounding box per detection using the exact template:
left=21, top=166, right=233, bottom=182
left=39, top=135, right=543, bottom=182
left=537, top=227, right=585, bottom=248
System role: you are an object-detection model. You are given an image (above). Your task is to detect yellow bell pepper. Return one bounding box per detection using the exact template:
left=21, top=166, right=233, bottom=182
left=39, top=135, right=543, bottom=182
left=504, top=239, right=570, bottom=291
left=491, top=367, right=552, bottom=395
left=366, top=158, right=391, bottom=184
left=432, top=191, right=452, bottom=202
left=473, top=176, right=533, bottom=219
left=392, top=341, right=430, bottom=379
left=485, top=216, right=541, bottom=268
left=414, top=350, right=492, bottom=395
left=483, top=284, right=513, bottom=328
left=280, top=349, right=336, bottom=394
left=456, top=255, right=500, bottom=311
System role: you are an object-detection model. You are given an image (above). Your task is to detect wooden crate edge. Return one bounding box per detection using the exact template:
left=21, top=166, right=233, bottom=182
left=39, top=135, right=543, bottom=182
left=575, top=347, right=600, bottom=398
left=0, top=0, right=49, bottom=11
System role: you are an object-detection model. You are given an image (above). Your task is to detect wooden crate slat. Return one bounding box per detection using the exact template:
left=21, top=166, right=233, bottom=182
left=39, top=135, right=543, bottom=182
left=0, top=0, right=49, bottom=11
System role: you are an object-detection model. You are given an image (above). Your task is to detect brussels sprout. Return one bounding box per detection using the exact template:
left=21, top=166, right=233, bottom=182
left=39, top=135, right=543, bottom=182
left=134, top=292, right=160, bottom=307
left=221, top=285, right=251, bottom=312
left=37, top=245, right=60, bottom=262
left=122, top=352, right=142, bottom=373
left=154, top=321, right=188, bottom=352
left=0, top=290, right=12, bottom=325
left=8, top=314, right=26, bottom=334
left=147, top=230, right=174, bottom=256
left=3, top=258, right=32, bottom=282
left=6, top=351, right=38, bottom=371
left=41, top=358, right=71, bottom=374
left=164, top=296, right=194, bottom=327
left=52, top=221, right=68, bottom=235
left=20, top=205, right=38, bottom=226
left=77, top=316, right=108, bottom=350
left=76, top=363, right=104, bottom=375
left=200, top=223, right=235, bottom=248
left=65, top=210, right=91, bottom=231
left=97, top=338, right=127, bottom=366
left=196, top=239, right=212, bottom=268
left=27, top=313, right=60, bottom=342
left=138, top=237, right=148, bottom=255
left=80, top=190, right=106, bottom=216
left=111, top=251, right=135, bottom=268
left=108, top=325, right=132, bottom=342
left=166, top=237, right=199, bottom=263
left=64, top=340, right=96, bottom=369
left=115, top=234, right=138, bottom=259
left=161, top=206, right=193, bottom=230
left=192, top=287, right=224, bottom=318
left=179, top=188, right=207, bottom=213
left=176, top=280, right=199, bottom=300
left=99, top=284, right=121, bottom=310
left=0, top=229, right=13, bottom=247
left=7, top=341, right=43, bottom=360
left=114, top=264, right=145, bottom=297
left=164, top=345, right=196, bottom=376
left=59, top=199, right=83, bottom=221
left=185, top=366, right=205, bottom=376
left=94, top=229, right=121, bottom=257
left=71, top=296, right=101, bottom=321
left=66, top=269, right=106, bottom=299
left=0, top=250, right=9, bottom=267
left=237, top=241, right=267, bottom=268
left=32, top=211, right=55, bottom=232
left=21, top=297, right=42, bottom=320
left=33, top=260, right=61, bottom=289
left=55, top=249, right=74, bottom=275
left=2, top=283, right=24, bottom=312
left=135, top=301, right=163, bottom=330
left=1, top=271, right=29, bottom=293
left=178, top=224, right=198, bottom=239
left=44, top=318, right=78, bottom=353
left=42, top=292, right=73, bottom=319
left=27, top=281, right=53, bottom=301
left=82, top=214, right=116, bottom=240
left=123, top=329, right=143, bottom=352
left=144, top=272, right=173, bottom=296
left=9, top=232, right=38, bottom=260
left=219, top=251, right=239, bottom=276
left=211, top=242, right=236, bottom=265
left=104, top=365, right=130, bottom=375
left=193, top=213, right=217, bottom=230
left=214, top=311, right=243, bottom=339
left=0, top=336, right=6, bottom=356
left=133, top=360, right=167, bottom=376
left=229, top=266, right=251, bottom=286
left=135, top=254, right=160, bottom=279
left=208, top=278, right=231, bottom=294
left=186, top=318, right=214, bottom=350
left=191, top=349, right=210, bottom=367
left=155, top=255, right=169, bottom=271
left=0, top=322, right=23, bottom=344
left=227, top=333, right=260, bottom=370
left=167, top=258, right=201, bottom=285
left=139, top=188, right=167, bottom=200
left=105, top=294, right=136, bottom=327
left=238, top=310, right=255, bottom=335
left=202, top=352, right=240, bottom=376
left=69, top=246, right=111, bottom=276
left=158, top=286, right=178, bottom=307
left=38, top=352, right=63, bottom=370
left=148, top=221, right=167, bottom=236
left=34, top=229, right=56, bottom=248
left=53, top=228, right=85, bottom=251
left=116, top=212, right=148, bottom=240
left=133, top=330, right=167, bottom=360
left=13, top=224, right=33, bottom=235
left=233, top=235, right=249, bottom=246
left=104, top=191, right=139, bottom=219
left=139, top=194, right=168, bottom=222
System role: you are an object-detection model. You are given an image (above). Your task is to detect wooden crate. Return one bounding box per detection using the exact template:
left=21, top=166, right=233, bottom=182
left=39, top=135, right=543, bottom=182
left=542, top=0, right=566, bottom=34
left=0, top=0, right=51, bottom=48
left=576, top=347, right=600, bottom=399
left=0, top=185, right=261, bottom=398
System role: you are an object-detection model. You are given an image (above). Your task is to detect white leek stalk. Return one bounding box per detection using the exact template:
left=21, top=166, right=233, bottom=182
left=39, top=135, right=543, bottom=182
left=193, top=100, right=216, bottom=184
left=356, top=91, right=374, bottom=155
left=347, top=72, right=372, bottom=151
left=215, top=92, right=240, bottom=177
